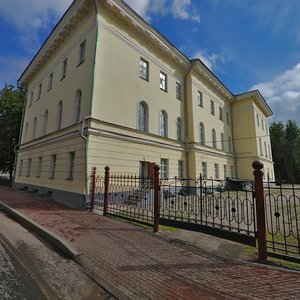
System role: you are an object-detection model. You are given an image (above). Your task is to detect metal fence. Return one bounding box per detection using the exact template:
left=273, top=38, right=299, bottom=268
left=89, top=163, right=300, bottom=263
left=264, top=181, right=300, bottom=262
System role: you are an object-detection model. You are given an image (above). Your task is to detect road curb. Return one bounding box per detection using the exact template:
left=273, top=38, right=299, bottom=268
left=0, top=200, right=80, bottom=259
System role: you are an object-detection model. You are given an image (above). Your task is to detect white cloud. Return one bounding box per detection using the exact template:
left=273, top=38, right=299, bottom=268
left=0, top=56, right=30, bottom=87
left=124, top=0, right=200, bottom=23
left=252, top=63, right=300, bottom=123
left=193, top=51, right=226, bottom=71
left=0, top=0, right=73, bottom=51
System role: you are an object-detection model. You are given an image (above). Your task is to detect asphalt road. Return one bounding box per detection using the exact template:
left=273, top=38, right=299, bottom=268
left=0, top=236, right=47, bottom=300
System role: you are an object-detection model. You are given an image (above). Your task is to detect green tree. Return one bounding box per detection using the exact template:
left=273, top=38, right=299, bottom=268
left=0, top=85, right=25, bottom=181
left=270, top=119, right=300, bottom=182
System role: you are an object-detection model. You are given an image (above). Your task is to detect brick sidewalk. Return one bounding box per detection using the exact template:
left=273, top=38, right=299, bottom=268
left=1, top=186, right=300, bottom=299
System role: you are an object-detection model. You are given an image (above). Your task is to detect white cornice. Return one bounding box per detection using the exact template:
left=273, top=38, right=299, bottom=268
left=18, top=0, right=92, bottom=86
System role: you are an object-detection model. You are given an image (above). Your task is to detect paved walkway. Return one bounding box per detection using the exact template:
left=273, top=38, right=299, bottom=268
left=1, top=186, right=300, bottom=299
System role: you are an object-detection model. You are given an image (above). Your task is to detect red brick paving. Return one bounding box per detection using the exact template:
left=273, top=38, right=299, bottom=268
left=1, top=186, right=300, bottom=299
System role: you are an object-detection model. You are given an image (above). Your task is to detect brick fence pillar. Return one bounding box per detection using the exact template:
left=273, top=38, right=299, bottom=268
left=252, top=160, right=267, bottom=260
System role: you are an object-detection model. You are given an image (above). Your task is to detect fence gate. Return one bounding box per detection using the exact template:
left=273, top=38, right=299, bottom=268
left=159, top=177, right=257, bottom=246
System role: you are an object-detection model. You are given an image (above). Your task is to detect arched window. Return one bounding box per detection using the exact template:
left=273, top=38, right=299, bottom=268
left=74, top=89, right=82, bottom=122
left=57, top=100, right=63, bottom=130
left=32, top=117, right=37, bottom=139
left=228, top=136, right=232, bottom=152
left=159, top=110, right=167, bottom=137
left=177, top=118, right=183, bottom=141
left=199, top=122, right=205, bottom=144
left=221, top=133, right=224, bottom=150
left=212, top=129, right=216, bottom=148
left=43, top=110, right=48, bottom=135
left=138, top=101, right=148, bottom=131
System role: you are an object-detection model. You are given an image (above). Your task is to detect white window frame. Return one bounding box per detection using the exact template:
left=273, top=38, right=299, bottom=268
left=159, top=110, right=167, bottom=137
left=79, top=40, right=86, bottom=65
left=210, top=100, right=215, bottom=115
left=202, top=162, right=207, bottom=179
left=139, top=58, right=149, bottom=81
left=178, top=160, right=183, bottom=179
left=50, top=154, right=57, bottom=179
left=67, top=152, right=75, bottom=180
left=176, top=82, right=182, bottom=100
left=160, top=158, right=168, bottom=179
left=199, top=122, right=205, bottom=144
left=214, top=163, right=219, bottom=179
left=138, top=101, right=148, bottom=132
left=37, top=157, right=42, bottom=178
left=160, top=72, right=167, bottom=91
left=198, top=91, right=203, bottom=107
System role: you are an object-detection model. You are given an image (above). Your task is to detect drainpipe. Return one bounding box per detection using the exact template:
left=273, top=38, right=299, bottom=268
left=80, top=115, right=91, bottom=207
left=184, top=61, right=195, bottom=178
left=78, top=0, right=100, bottom=207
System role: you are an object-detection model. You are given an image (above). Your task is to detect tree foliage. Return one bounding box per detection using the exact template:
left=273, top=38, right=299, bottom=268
left=0, top=85, right=25, bottom=180
left=270, top=119, right=300, bottom=182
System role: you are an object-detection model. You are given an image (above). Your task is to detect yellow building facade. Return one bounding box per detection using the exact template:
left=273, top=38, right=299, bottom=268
left=14, top=0, right=274, bottom=208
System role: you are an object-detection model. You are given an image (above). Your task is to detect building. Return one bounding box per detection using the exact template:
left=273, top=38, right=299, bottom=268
left=14, top=0, right=274, bottom=208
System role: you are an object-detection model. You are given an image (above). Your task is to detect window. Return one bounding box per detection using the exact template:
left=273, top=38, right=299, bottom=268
left=18, top=160, right=23, bottom=177
left=198, top=91, right=203, bottom=107
left=199, top=122, right=205, bottom=144
left=138, top=101, right=148, bottom=131
left=256, top=114, right=260, bottom=126
left=176, top=82, right=182, bottom=100
left=139, top=58, right=149, bottom=81
left=27, top=158, right=31, bottom=177
left=212, top=129, right=217, bottom=148
left=210, top=100, right=215, bottom=115
left=259, top=138, right=263, bottom=156
left=176, top=118, right=183, bottom=141
left=24, top=122, right=28, bottom=142
left=160, top=72, right=167, bottom=91
left=262, top=119, right=264, bottom=130
left=178, top=160, right=183, bottom=179
left=159, top=110, right=167, bottom=137
left=214, top=163, right=219, bottom=179
left=57, top=101, right=63, bottom=130
left=75, top=90, right=82, bottom=122
left=79, top=40, right=86, bottom=65
left=268, top=144, right=272, bottom=159
left=32, top=117, right=37, bottom=139
left=226, top=112, right=230, bottom=125
left=37, top=157, right=42, bottom=178
left=28, top=92, right=33, bottom=107
left=37, top=83, right=42, bottom=100
left=160, top=158, right=168, bottom=179
left=61, top=58, right=67, bottom=80
left=264, top=141, right=267, bottom=157
left=224, top=165, right=227, bottom=179
left=221, top=133, right=224, bottom=150
left=43, top=110, right=48, bottom=135
left=202, top=162, right=207, bottom=179
left=48, top=72, right=53, bottom=91
left=49, top=155, right=57, bottom=179
left=219, top=107, right=223, bottom=121
left=266, top=124, right=268, bottom=134
left=228, top=136, right=232, bottom=152
left=67, top=152, right=75, bottom=180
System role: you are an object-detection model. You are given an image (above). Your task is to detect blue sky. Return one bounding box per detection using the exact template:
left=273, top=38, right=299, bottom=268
left=1, top=0, right=300, bottom=124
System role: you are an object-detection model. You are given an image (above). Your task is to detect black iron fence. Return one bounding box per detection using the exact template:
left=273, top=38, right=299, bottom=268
left=264, top=181, right=300, bottom=262
left=89, top=163, right=300, bottom=263
left=159, top=177, right=256, bottom=246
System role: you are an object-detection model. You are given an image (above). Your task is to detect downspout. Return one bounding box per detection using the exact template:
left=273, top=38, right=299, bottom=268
left=184, top=61, right=195, bottom=178
left=12, top=86, right=28, bottom=185
left=80, top=0, right=100, bottom=206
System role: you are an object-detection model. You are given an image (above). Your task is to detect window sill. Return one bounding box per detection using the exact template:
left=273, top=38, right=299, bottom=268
left=49, top=176, right=55, bottom=179
left=139, top=76, right=149, bottom=82
left=60, top=76, right=66, bottom=81
left=65, top=177, right=73, bottom=181
left=160, top=88, right=168, bottom=93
